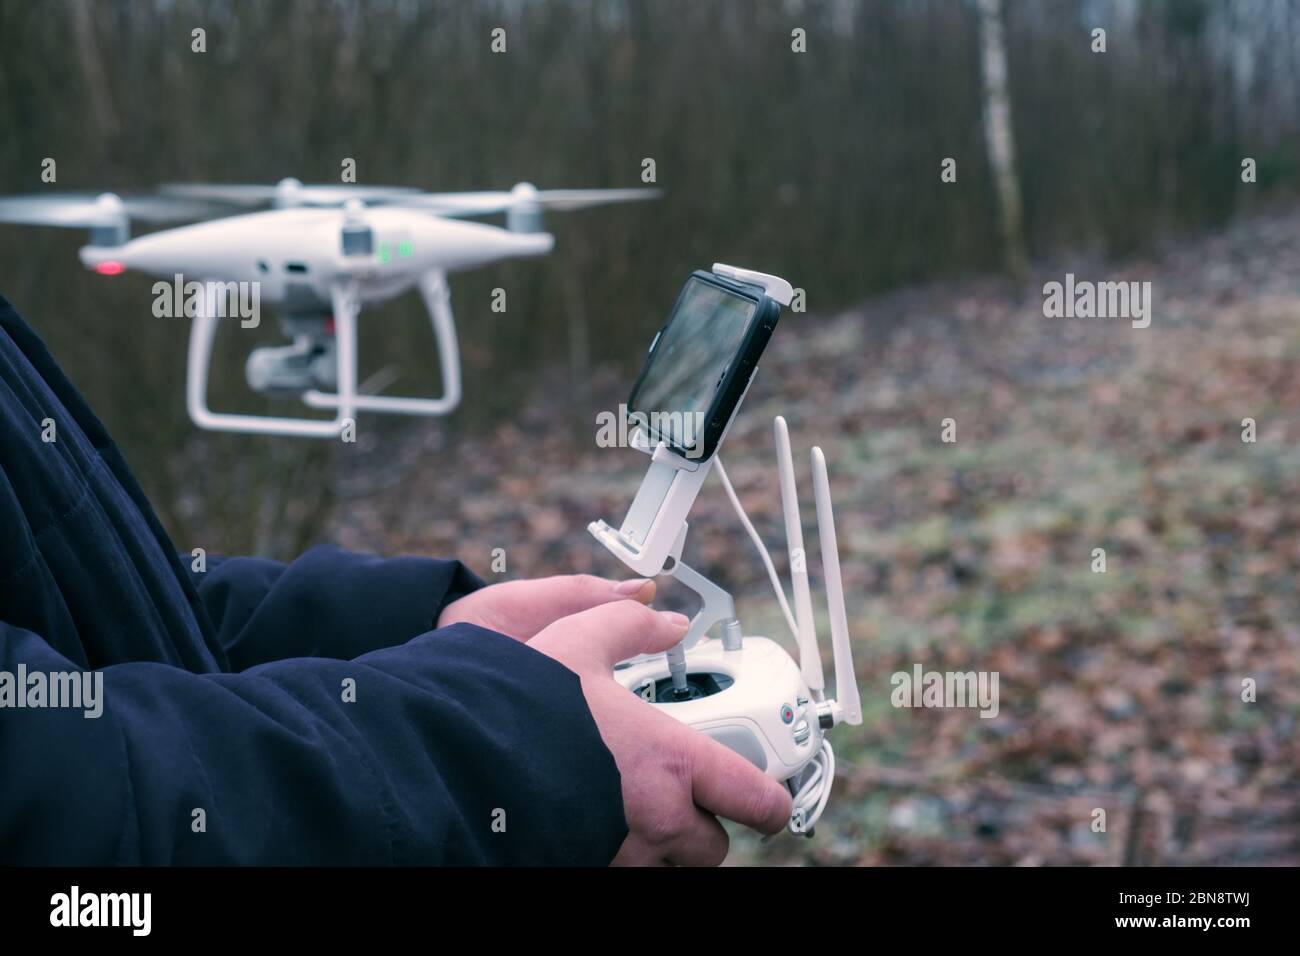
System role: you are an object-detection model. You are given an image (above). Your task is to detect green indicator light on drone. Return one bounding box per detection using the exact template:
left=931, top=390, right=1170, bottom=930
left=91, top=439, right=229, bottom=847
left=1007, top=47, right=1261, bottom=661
left=398, top=241, right=413, bottom=258
left=377, top=242, right=391, bottom=264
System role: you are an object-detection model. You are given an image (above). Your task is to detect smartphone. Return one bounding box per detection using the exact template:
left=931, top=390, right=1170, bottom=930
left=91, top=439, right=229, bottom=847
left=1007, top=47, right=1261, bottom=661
left=627, top=269, right=781, bottom=460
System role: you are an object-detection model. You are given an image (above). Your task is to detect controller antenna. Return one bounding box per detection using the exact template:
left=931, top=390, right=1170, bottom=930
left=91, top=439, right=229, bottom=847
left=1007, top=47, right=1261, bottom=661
left=812, top=447, right=862, bottom=726
left=775, top=416, right=827, bottom=699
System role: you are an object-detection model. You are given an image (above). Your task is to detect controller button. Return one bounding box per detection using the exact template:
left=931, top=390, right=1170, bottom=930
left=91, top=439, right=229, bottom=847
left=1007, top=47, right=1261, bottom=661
left=793, top=719, right=811, bottom=745
left=780, top=704, right=794, bottom=724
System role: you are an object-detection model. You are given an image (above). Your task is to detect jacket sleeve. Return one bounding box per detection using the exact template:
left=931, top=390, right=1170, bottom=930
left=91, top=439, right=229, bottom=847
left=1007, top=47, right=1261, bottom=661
left=0, top=620, right=628, bottom=865
left=185, top=545, right=486, bottom=670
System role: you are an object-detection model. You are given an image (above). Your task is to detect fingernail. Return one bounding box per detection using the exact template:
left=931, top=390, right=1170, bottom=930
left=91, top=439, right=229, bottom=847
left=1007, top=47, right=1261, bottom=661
left=615, top=578, right=652, bottom=595
left=660, top=611, right=690, bottom=631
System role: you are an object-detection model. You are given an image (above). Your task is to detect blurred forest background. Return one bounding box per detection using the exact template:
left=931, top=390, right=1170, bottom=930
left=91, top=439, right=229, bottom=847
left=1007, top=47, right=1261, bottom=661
left=2, top=0, right=1300, bottom=864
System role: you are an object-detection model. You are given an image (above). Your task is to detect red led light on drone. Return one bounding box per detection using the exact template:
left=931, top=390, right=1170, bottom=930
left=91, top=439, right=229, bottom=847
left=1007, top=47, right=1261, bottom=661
left=93, top=261, right=126, bottom=276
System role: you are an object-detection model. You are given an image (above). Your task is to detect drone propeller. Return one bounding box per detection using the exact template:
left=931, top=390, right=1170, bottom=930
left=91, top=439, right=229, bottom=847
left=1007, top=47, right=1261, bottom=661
left=0, top=192, right=214, bottom=227
left=399, top=182, right=661, bottom=231
left=161, top=178, right=422, bottom=209
left=0, top=191, right=219, bottom=247
left=162, top=178, right=659, bottom=231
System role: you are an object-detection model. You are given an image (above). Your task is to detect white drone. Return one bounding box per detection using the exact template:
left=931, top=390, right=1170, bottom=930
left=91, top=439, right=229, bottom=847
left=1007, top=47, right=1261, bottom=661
left=0, top=178, right=658, bottom=437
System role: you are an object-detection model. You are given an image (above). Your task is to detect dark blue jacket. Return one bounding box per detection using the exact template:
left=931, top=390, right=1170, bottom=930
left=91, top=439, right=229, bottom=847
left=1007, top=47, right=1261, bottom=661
left=0, top=293, right=627, bottom=865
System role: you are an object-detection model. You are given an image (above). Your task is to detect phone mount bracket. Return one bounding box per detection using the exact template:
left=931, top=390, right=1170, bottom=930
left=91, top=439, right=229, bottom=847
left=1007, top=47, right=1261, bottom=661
left=587, top=426, right=742, bottom=660
left=710, top=262, right=795, bottom=307
left=669, top=559, right=743, bottom=651
left=587, top=427, right=713, bottom=577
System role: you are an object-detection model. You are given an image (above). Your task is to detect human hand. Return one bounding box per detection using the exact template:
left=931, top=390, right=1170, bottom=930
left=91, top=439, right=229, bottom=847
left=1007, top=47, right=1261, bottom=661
left=437, top=574, right=655, bottom=641
left=529, top=600, right=793, bottom=865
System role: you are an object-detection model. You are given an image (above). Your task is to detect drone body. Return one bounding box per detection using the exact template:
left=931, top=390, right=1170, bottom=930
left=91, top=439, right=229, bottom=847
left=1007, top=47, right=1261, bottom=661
left=0, top=178, right=657, bottom=437
left=80, top=204, right=554, bottom=314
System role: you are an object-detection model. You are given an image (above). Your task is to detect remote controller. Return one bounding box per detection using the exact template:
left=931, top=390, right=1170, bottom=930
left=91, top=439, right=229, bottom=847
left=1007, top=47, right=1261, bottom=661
left=588, top=264, right=861, bottom=834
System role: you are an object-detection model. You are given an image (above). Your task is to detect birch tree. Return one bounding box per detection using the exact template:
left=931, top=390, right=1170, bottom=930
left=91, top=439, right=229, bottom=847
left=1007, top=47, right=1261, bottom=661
left=977, top=0, right=1028, bottom=278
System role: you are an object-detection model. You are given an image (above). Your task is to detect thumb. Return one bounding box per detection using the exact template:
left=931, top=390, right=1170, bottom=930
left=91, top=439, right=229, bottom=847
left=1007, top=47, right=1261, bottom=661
left=529, top=600, right=690, bottom=672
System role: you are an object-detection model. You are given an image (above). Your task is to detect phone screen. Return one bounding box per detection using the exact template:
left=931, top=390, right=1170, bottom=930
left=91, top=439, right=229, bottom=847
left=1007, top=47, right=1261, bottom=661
left=628, top=276, right=759, bottom=456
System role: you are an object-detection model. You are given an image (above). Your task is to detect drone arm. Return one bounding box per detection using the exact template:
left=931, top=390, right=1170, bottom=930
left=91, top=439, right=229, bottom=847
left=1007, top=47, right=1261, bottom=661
left=421, top=269, right=462, bottom=413
left=185, top=283, right=357, bottom=438
left=302, top=269, right=462, bottom=417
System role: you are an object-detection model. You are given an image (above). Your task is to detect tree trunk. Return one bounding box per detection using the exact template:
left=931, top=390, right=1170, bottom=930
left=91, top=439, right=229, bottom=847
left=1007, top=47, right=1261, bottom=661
left=69, top=0, right=119, bottom=141
left=976, top=0, right=1028, bottom=279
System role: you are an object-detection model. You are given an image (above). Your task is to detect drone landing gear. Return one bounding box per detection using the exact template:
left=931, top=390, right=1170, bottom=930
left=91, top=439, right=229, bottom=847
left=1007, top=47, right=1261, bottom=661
left=186, top=281, right=359, bottom=437
left=186, top=270, right=462, bottom=437
left=302, top=269, right=462, bottom=417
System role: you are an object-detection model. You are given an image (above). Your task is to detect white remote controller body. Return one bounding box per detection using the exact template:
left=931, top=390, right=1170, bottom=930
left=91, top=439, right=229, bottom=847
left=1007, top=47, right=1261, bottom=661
left=613, top=636, right=823, bottom=781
